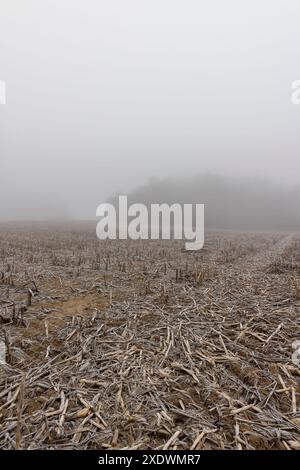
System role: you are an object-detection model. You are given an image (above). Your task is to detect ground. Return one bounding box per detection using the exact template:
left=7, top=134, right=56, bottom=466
left=0, top=223, right=299, bottom=450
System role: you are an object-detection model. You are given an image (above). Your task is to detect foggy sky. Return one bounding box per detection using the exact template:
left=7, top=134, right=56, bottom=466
left=0, top=1, right=300, bottom=220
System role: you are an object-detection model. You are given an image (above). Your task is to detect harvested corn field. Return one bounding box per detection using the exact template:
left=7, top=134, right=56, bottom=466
left=0, top=222, right=299, bottom=450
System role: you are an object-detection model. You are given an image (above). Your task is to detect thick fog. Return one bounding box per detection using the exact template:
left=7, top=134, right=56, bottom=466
left=0, top=1, right=300, bottom=223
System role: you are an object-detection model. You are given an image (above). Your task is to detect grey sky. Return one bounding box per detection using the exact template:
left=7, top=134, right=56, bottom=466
left=0, top=1, right=299, bottom=219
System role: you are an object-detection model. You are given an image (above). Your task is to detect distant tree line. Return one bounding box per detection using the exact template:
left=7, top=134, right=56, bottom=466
left=108, top=174, right=300, bottom=230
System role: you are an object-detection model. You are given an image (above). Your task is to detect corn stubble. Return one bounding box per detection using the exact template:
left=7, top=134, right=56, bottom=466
left=0, top=223, right=299, bottom=450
